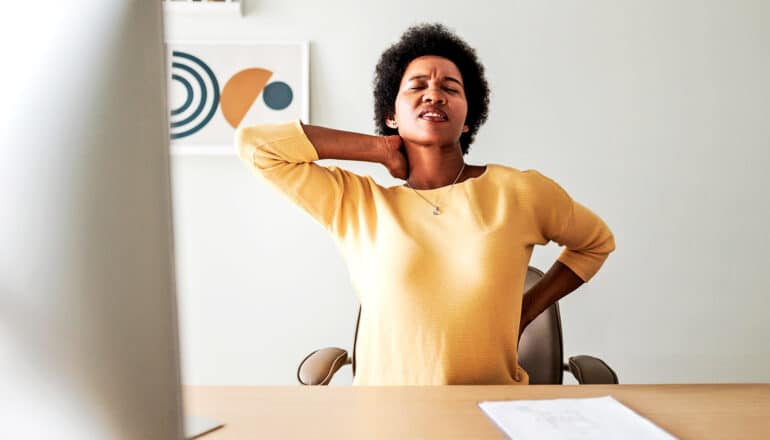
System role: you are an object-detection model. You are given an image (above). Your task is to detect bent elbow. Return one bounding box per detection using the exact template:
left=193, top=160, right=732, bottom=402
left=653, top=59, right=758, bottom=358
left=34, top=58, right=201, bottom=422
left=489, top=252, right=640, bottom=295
left=604, top=229, right=616, bottom=255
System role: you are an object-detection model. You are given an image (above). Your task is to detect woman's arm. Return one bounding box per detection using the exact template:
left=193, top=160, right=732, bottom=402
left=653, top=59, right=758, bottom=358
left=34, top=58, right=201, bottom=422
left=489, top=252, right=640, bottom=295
left=518, top=171, right=616, bottom=338
left=236, top=120, right=408, bottom=235
left=301, top=123, right=408, bottom=179
left=518, top=261, right=584, bottom=338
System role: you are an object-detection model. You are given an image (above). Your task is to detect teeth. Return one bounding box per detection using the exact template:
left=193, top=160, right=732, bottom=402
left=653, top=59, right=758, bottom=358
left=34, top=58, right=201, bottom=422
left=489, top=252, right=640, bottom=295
left=422, top=112, right=444, bottom=118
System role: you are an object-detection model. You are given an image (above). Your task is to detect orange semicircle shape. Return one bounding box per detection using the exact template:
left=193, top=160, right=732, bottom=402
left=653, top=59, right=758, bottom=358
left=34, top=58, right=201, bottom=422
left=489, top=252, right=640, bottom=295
left=220, top=68, right=273, bottom=128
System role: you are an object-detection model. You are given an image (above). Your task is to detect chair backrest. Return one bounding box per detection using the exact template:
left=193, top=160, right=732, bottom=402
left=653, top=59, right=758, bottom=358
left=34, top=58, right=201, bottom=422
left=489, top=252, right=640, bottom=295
left=350, top=266, right=564, bottom=384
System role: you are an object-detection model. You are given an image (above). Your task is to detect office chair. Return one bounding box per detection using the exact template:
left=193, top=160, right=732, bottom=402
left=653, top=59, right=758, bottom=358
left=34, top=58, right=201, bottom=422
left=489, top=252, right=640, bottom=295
left=297, top=266, right=618, bottom=385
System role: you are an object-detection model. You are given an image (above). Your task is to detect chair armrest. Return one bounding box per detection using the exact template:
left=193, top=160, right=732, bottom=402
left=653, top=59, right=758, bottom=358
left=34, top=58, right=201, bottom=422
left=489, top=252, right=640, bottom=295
left=297, top=347, right=351, bottom=385
left=565, top=355, right=619, bottom=384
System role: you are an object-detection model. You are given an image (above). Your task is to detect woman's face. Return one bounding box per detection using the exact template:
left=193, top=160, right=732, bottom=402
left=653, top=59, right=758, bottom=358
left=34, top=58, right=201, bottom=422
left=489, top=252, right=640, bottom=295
left=387, top=55, right=469, bottom=147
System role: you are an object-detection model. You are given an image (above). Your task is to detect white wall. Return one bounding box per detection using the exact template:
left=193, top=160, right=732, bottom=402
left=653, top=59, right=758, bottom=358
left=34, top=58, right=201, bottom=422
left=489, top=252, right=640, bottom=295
left=165, top=0, right=770, bottom=385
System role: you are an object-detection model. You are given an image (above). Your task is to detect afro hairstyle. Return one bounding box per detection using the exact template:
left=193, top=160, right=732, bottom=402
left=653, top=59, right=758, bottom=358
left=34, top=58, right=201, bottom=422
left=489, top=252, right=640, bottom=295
left=372, top=23, right=490, bottom=155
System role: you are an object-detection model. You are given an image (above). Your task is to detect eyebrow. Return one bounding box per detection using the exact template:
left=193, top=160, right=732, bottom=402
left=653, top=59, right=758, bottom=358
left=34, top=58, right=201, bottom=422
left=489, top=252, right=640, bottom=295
left=407, top=75, right=464, bottom=87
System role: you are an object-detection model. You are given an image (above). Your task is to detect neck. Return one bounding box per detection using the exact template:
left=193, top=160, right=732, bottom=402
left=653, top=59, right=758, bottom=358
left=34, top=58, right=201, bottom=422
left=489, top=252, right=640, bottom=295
left=403, top=140, right=465, bottom=189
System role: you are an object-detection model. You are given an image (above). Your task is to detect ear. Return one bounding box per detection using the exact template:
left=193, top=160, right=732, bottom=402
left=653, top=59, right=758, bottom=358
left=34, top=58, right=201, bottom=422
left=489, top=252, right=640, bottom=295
left=462, top=124, right=469, bottom=133
left=386, top=117, right=398, bottom=129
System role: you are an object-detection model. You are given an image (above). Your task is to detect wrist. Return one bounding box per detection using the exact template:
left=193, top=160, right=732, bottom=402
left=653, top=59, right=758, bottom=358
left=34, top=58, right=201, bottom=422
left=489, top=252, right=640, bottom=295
left=520, top=293, right=536, bottom=326
left=376, top=135, right=391, bottom=165
left=378, top=135, right=401, bottom=166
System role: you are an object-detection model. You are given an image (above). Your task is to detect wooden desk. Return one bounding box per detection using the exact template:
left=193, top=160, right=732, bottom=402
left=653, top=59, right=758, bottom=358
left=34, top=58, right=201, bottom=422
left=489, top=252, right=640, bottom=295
left=184, top=384, right=770, bottom=439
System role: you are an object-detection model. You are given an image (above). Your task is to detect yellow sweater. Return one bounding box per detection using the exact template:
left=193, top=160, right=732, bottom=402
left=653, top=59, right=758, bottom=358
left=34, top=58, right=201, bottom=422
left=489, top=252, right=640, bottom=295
left=236, top=120, right=615, bottom=385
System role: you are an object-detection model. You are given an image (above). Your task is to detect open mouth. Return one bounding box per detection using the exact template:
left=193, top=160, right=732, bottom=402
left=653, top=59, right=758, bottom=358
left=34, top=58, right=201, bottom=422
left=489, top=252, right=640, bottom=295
left=418, top=108, right=448, bottom=122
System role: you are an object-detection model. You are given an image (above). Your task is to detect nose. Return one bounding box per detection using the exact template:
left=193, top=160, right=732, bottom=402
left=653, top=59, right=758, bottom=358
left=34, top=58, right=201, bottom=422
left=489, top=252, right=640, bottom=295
left=421, top=86, right=446, bottom=104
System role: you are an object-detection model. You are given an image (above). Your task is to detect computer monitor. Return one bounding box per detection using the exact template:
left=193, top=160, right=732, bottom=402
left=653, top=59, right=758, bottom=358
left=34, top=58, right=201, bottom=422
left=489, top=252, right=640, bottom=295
left=0, top=4, right=183, bottom=439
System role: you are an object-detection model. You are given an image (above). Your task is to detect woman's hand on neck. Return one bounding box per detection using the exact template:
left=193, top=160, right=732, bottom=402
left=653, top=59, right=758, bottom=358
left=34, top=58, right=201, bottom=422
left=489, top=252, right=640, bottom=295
left=403, top=139, right=465, bottom=189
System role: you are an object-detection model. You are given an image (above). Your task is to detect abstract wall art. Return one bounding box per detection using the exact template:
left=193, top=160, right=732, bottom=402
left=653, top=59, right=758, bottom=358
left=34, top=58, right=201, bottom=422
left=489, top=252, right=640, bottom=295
left=166, top=41, right=309, bottom=154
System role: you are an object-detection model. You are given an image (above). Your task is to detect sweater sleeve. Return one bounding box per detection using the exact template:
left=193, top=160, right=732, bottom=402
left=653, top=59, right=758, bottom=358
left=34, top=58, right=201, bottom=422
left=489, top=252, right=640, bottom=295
left=235, top=119, right=372, bottom=237
left=527, top=170, right=616, bottom=282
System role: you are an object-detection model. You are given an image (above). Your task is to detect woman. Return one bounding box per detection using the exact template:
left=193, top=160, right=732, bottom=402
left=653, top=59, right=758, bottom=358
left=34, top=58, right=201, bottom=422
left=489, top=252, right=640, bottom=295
left=237, top=23, right=615, bottom=385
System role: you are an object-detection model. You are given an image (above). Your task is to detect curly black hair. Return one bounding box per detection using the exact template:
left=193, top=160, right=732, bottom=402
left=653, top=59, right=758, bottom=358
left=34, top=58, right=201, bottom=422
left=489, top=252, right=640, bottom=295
left=373, top=23, right=490, bottom=155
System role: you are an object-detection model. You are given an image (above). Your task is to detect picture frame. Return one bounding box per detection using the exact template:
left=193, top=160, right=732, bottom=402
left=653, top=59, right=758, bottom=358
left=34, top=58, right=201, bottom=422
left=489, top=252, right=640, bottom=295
left=165, top=40, right=310, bottom=155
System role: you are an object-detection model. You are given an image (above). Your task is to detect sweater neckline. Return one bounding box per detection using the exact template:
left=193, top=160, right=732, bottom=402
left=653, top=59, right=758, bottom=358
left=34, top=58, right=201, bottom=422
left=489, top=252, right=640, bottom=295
left=392, top=164, right=492, bottom=193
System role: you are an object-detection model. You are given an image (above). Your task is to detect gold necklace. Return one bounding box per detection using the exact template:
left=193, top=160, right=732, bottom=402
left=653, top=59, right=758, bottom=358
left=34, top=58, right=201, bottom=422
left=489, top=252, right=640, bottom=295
left=405, top=163, right=466, bottom=215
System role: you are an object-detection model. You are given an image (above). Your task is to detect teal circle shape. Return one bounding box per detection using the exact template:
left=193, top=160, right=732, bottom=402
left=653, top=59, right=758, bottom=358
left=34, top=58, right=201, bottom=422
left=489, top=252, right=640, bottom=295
left=263, top=82, right=293, bottom=110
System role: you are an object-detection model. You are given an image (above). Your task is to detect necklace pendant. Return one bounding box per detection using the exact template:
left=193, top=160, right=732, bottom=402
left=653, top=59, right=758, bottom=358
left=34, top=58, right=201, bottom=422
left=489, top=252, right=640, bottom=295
left=433, top=206, right=441, bottom=215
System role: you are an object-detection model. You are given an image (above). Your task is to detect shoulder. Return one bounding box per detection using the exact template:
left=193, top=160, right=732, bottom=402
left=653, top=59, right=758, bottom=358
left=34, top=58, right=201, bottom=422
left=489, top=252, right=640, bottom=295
left=485, top=164, right=571, bottom=202
left=486, top=164, right=555, bottom=188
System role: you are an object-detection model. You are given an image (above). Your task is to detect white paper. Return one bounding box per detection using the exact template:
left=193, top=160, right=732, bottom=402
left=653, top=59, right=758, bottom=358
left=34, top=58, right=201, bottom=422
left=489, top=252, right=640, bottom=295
left=184, top=415, right=224, bottom=439
left=478, top=396, right=677, bottom=440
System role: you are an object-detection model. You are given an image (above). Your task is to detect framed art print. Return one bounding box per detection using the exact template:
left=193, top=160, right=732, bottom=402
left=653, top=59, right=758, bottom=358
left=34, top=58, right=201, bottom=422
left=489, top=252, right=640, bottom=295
left=166, top=41, right=309, bottom=154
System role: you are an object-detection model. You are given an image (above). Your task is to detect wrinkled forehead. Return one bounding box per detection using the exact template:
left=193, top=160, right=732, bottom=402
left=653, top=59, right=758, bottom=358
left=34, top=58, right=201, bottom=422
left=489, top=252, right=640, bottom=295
left=401, top=55, right=464, bottom=85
